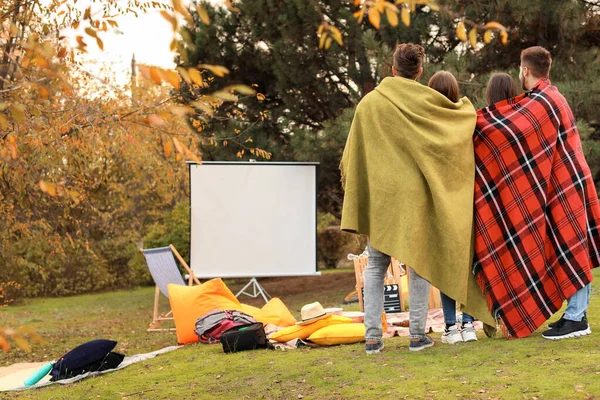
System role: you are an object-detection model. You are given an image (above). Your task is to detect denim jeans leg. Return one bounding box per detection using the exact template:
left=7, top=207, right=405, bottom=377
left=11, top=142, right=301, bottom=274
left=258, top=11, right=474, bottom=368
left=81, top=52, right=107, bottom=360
left=440, top=292, right=457, bottom=325
left=408, top=267, right=430, bottom=338
left=364, top=242, right=391, bottom=341
left=461, top=312, right=475, bottom=324
left=565, top=283, right=592, bottom=321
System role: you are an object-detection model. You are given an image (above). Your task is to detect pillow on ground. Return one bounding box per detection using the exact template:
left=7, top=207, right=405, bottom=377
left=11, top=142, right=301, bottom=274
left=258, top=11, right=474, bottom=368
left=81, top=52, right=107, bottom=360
left=270, top=315, right=354, bottom=343
left=307, top=323, right=366, bottom=345
left=253, top=297, right=296, bottom=327
left=240, top=303, right=262, bottom=317
left=50, top=339, right=117, bottom=380
left=168, top=279, right=241, bottom=344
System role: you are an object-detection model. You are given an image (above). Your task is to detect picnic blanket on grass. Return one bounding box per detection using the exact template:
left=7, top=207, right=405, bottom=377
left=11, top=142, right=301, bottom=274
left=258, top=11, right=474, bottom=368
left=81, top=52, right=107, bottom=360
left=473, top=78, right=600, bottom=338
left=0, top=346, right=181, bottom=391
left=340, top=76, right=494, bottom=326
left=383, top=308, right=483, bottom=337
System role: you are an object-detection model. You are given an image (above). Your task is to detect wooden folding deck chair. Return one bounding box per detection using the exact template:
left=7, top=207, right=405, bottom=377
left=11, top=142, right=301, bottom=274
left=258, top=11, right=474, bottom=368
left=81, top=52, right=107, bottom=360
left=140, top=244, right=201, bottom=332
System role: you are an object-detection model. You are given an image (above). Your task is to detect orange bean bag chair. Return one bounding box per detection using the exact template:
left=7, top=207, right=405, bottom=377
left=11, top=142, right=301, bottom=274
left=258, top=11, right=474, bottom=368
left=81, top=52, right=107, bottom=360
left=239, top=303, right=262, bottom=317
left=168, top=278, right=241, bottom=344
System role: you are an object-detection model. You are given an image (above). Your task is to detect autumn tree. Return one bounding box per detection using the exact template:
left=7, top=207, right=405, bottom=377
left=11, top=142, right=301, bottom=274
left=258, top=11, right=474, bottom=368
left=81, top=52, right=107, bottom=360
left=178, top=0, right=511, bottom=215
left=0, top=0, right=528, bottom=350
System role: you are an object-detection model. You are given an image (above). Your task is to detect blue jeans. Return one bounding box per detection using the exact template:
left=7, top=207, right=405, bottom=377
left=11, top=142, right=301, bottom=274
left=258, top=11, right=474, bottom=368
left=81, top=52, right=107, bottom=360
left=364, top=242, right=430, bottom=341
left=565, top=283, right=591, bottom=321
left=440, top=292, right=474, bottom=325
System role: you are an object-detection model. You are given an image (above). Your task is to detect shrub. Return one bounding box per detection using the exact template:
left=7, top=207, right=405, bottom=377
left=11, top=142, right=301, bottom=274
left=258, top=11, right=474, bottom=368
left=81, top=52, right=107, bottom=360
left=128, top=200, right=191, bottom=280
left=317, top=212, right=366, bottom=269
left=0, top=281, right=23, bottom=306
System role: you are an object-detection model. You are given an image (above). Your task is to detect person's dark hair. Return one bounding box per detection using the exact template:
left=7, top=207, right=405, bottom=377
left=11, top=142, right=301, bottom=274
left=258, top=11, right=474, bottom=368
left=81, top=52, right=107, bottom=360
left=393, top=43, right=425, bottom=79
left=486, top=73, right=518, bottom=105
left=428, top=71, right=459, bottom=102
left=520, top=46, right=552, bottom=78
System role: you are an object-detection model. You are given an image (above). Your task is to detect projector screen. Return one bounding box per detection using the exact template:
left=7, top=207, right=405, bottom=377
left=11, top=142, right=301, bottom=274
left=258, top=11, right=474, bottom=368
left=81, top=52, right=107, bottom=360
left=189, top=162, right=318, bottom=278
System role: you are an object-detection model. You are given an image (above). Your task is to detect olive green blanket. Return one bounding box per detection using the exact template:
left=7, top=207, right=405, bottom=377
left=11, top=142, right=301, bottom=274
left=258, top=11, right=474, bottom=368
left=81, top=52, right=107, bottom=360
left=340, top=76, right=494, bottom=325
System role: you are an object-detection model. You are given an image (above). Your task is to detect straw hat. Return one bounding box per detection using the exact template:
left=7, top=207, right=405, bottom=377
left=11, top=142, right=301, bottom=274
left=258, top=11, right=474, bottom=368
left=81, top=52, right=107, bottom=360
left=296, top=302, right=329, bottom=325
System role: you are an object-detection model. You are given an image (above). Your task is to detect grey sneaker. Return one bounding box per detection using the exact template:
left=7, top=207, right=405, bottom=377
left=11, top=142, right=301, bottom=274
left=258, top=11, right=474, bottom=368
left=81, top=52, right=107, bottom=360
left=461, top=322, right=478, bottom=342
left=365, top=339, right=384, bottom=355
left=409, top=335, right=434, bottom=352
left=441, top=325, right=463, bottom=344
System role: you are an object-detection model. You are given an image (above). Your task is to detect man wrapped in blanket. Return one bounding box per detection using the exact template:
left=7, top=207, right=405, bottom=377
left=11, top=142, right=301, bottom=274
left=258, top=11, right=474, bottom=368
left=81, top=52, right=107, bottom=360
left=341, top=43, right=495, bottom=354
left=473, top=46, right=600, bottom=340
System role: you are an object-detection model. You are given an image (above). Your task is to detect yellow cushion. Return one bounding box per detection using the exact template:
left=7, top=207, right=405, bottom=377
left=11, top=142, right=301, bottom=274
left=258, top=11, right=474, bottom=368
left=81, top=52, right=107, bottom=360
left=168, top=279, right=241, bottom=344
left=240, top=303, right=262, bottom=317
left=253, top=297, right=297, bottom=327
left=307, top=323, right=366, bottom=345
left=270, top=315, right=353, bottom=343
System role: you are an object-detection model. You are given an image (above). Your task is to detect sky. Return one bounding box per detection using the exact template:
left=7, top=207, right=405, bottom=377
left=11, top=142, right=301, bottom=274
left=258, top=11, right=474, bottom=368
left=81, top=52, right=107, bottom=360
left=63, top=0, right=211, bottom=87
left=78, top=10, right=175, bottom=86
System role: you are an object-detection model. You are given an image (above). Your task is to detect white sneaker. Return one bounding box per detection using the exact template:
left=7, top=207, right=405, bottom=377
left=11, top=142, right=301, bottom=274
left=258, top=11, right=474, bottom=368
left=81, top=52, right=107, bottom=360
left=442, top=325, right=463, bottom=344
left=461, top=322, right=478, bottom=342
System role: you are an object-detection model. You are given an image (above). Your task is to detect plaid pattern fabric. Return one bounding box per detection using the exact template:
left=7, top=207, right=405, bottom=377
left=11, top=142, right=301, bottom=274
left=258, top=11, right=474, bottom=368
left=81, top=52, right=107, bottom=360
left=473, top=78, right=600, bottom=338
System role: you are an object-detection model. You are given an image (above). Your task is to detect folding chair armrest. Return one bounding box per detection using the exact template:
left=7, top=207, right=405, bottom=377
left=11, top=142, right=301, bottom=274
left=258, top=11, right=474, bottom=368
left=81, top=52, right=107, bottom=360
left=169, top=244, right=201, bottom=285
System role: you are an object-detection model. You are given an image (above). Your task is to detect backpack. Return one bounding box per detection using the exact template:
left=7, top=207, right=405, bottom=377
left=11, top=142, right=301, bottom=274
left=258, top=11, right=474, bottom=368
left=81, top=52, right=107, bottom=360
left=220, top=322, right=270, bottom=353
left=195, top=310, right=256, bottom=344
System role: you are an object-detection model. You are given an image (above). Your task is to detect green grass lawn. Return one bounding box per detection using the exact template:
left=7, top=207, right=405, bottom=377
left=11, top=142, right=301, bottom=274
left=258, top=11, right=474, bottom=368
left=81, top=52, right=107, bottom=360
left=1, top=270, right=599, bottom=399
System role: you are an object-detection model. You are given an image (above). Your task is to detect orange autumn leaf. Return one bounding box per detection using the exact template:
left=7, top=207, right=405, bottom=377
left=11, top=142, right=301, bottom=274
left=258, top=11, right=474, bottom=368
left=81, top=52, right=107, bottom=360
left=484, top=21, right=506, bottom=30
left=177, top=67, right=192, bottom=83
left=188, top=68, right=203, bottom=86
left=149, top=67, right=163, bottom=85
left=385, top=7, right=398, bottom=27
left=197, top=64, right=230, bottom=77
left=8, top=135, right=17, bottom=159
left=138, top=65, right=151, bottom=80
left=401, top=7, right=410, bottom=27
left=76, top=36, right=87, bottom=49
left=32, top=56, right=49, bottom=68
left=38, top=85, right=50, bottom=98
left=484, top=29, right=492, bottom=44
left=500, top=30, right=508, bottom=45
left=12, top=336, right=31, bottom=353
left=39, top=181, right=58, bottom=197
left=172, top=137, right=185, bottom=155
left=84, top=27, right=97, bottom=38
left=162, top=69, right=180, bottom=90
left=368, top=8, right=381, bottom=29
left=163, top=140, right=173, bottom=157
left=196, top=5, right=210, bottom=25
left=456, top=21, right=467, bottom=42
left=0, top=337, right=9, bottom=352
left=147, top=114, right=165, bottom=126
left=469, top=28, right=477, bottom=48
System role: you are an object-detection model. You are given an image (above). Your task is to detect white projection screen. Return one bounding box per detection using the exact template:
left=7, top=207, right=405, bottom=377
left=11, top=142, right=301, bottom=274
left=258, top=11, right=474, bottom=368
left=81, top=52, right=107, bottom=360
left=189, top=162, right=319, bottom=278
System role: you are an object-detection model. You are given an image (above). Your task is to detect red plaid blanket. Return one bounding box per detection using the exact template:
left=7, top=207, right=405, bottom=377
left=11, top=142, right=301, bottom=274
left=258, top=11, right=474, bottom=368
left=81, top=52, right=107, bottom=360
left=473, top=78, right=600, bottom=338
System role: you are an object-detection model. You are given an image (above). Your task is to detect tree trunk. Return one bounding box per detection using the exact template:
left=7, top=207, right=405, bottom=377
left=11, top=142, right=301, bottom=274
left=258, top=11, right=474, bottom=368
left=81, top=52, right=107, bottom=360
left=0, top=0, right=22, bottom=91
